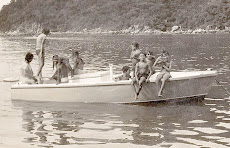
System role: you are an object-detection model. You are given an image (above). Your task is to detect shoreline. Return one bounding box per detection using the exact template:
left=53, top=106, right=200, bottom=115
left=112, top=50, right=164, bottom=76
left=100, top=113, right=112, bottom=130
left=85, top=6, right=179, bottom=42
left=0, top=28, right=229, bottom=37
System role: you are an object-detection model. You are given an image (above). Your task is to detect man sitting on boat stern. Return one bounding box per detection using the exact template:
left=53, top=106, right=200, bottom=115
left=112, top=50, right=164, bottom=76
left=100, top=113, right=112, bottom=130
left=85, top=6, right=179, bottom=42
left=51, top=55, right=73, bottom=84
left=132, top=52, right=153, bottom=100
left=20, top=52, right=37, bottom=84
left=154, top=50, right=173, bottom=97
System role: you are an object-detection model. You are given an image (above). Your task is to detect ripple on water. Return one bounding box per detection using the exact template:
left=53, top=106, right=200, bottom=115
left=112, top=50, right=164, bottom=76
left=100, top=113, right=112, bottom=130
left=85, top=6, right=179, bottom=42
left=177, top=137, right=229, bottom=148
left=193, top=127, right=228, bottom=134
left=188, top=120, right=208, bottom=124
left=170, top=130, right=199, bottom=136
left=65, top=128, right=133, bottom=140
left=216, top=122, right=230, bottom=129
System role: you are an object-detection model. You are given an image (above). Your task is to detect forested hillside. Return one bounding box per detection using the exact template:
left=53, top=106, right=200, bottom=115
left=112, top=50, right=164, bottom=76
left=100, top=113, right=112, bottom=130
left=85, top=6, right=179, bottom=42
left=0, top=0, right=230, bottom=33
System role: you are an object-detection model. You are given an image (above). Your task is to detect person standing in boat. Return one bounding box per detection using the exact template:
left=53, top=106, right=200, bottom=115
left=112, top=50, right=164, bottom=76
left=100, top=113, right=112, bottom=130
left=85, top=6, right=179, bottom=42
left=72, top=50, right=85, bottom=75
left=51, top=55, right=73, bottom=84
left=154, top=50, right=173, bottom=97
left=20, top=52, right=37, bottom=84
left=35, top=29, right=50, bottom=84
left=132, top=52, right=153, bottom=100
left=130, top=42, right=141, bottom=76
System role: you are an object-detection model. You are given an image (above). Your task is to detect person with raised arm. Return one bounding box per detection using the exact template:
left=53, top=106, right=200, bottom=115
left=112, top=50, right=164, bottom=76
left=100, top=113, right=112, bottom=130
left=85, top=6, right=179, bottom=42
left=154, top=50, right=173, bottom=97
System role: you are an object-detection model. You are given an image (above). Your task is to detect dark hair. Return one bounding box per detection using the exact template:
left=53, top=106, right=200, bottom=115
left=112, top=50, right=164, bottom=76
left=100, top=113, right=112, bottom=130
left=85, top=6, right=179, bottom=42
left=25, top=52, right=33, bottom=63
left=147, top=50, right=153, bottom=55
left=139, top=52, right=146, bottom=56
left=42, top=29, right=50, bottom=35
left=73, top=50, right=79, bottom=56
left=162, top=50, right=169, bottom=56
left=122, top=66, right=130, bottom=73
left=52, top=55, right=59, bottom=70
left=53, top=55, right=59, bottom=61
left=132, top=42, right=139, bottom=48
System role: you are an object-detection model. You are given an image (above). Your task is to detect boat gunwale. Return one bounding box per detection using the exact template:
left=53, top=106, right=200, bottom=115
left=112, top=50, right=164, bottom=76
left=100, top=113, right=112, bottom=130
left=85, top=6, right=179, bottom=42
left=11, top=71, right=217, bottom=89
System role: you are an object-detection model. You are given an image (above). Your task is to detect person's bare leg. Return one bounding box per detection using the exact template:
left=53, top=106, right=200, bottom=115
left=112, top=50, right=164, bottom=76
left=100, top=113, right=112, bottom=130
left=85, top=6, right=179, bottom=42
left=136, top=77, right=145, bottom=98
left=158, top=73, right=170, bottom=97
left=131, top=78, right=138, bottom=99
left=155, top=74, right=162, bottom=88
left=36, top=55, right=44, bottom=84
left=158, top=80, right=165, bottom=97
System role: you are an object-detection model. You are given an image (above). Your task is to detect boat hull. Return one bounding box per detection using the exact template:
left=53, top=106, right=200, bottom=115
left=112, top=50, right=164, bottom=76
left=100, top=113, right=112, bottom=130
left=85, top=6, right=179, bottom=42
left=11, top=71, right=217, bottom=103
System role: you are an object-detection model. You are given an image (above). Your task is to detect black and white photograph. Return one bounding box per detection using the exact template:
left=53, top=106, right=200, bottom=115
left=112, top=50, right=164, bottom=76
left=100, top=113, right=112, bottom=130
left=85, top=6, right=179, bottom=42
left=0, top=0, right=229, bottom=147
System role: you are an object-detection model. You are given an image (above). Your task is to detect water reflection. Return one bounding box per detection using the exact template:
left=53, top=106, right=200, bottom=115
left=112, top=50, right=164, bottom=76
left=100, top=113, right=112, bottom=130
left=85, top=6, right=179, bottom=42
left=12, top=99, right=230, bottom=147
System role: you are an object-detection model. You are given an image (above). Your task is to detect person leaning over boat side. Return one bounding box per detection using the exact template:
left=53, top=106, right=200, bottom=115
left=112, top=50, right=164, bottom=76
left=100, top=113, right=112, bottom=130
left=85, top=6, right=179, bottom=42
left=114, top=66, right=131, bottom=81
left=19, top=52, right=37, bottom=84
left=72, top=50, right=85, bottom=75
left=154, top=50, right=173, bottom=97
left=130, top=42, right=141, bottom=76
left=35, top=29, right=50, bottom=84
left=146, top=50, right=156, bottom=75
left=132, top=52, right=153, bottom=100
left=51, top=55, right=73, bottom=84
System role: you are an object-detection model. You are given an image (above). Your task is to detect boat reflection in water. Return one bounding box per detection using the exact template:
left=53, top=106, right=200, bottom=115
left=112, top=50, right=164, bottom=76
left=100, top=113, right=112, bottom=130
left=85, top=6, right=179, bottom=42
left=12, top=98, right=230, bottom=147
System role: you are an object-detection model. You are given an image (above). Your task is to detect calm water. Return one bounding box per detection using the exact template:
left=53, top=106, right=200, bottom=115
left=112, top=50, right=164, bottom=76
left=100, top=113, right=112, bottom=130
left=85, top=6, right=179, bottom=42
left=0, top=34, right=229, bottom=148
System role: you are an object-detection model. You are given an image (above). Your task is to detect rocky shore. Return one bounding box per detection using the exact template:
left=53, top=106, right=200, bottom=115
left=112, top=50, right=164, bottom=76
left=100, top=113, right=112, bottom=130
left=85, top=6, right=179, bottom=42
left=1, top=25, right=230, bottom=36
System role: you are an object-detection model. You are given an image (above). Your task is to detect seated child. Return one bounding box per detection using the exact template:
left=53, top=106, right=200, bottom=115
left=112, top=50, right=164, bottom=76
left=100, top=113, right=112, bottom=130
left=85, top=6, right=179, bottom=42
left=51, top=55, right=73, bottom=84
left=20, top=52, right=37, bottom=84
left=132, top=52, right=153, bottom=100
left=114, top=66, right=131, bottom=81
left=72, top=51, right=85, bottom=75
left=146, top=50, right=156, bottom=75
left=154, top=50, right=173, bottom=97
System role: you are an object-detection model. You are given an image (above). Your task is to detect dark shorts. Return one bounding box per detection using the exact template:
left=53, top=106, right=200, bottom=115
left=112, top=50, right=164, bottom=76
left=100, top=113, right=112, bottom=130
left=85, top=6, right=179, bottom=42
left=137, top=73, right=148, bottom=80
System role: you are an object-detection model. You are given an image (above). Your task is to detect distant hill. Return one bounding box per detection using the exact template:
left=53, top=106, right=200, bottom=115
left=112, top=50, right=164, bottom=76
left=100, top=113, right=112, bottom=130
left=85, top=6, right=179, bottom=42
left=0, top=0, right=230, bottom=33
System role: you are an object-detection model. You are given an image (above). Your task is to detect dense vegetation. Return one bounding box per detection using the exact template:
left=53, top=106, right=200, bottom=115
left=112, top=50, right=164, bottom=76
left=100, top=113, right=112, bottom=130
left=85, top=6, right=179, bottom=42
left=0, top=0, right=230, bottom=33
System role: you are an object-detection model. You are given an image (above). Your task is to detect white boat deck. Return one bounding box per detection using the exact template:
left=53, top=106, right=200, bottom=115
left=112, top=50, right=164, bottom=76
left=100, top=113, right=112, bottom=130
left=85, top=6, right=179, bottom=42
left=12, top=70, right=217, bottom=89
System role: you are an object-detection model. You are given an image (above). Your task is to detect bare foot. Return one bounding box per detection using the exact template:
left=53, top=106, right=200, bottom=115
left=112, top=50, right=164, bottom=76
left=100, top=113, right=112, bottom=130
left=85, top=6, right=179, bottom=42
left=134, top=94, right=138, bottom=101
left=158, top=93, right=162, bottom=97
left=37, top=76, right=43, bottom=84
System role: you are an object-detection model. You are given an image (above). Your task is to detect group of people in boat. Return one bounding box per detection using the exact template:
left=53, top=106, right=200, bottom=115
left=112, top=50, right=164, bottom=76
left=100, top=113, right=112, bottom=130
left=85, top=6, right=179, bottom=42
left=20, top=29, right=172, bottom=99
left=20, top=29, right=85, bottom=85
left=116, top=42, right=173, bottom=99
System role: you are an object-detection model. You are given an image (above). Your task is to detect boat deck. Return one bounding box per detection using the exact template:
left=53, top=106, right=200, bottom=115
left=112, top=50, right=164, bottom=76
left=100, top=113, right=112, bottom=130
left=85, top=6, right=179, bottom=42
left=12, top=70, right=217, bottom=88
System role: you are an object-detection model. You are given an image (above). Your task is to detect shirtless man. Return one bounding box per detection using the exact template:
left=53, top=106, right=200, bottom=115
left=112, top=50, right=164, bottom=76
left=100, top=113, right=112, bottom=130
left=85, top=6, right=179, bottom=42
left=132, top=52, right=153, bottom=100
left=36, top=29, right=50, bottom=84
left=51, top=56, right=73, bottom=84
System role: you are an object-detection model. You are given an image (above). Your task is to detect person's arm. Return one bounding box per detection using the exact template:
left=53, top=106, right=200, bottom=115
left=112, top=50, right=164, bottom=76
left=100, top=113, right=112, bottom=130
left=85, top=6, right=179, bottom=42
left=153, top=56, right=161, bottom=66
left=130, top=51, right=134, bottom=59
left=135, top=63, right=139, bottom=82
left=23, top=72, right=36, bottom=80
left=146, top=64, right=153, bottom=82
left=162, top=61, right=173, bottom=72
left=51, top=65, right=61, bottom=79
left=113, top=75, right=122, bottom=81
left=66, top=62, right=73, bottom=77
left=21, top=66, right=37, bottom=80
